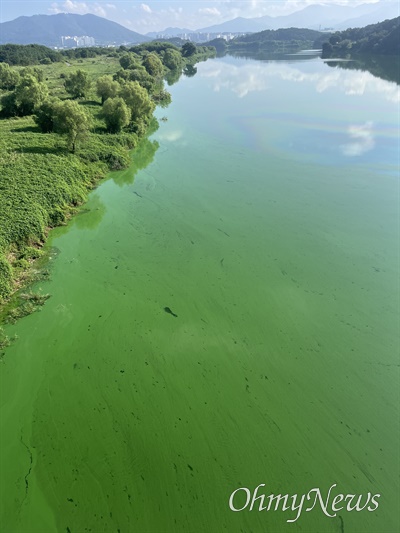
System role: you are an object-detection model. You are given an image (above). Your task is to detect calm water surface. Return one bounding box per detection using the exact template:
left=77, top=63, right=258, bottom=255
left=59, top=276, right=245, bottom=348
left=1, top=54, right=399, bottom=533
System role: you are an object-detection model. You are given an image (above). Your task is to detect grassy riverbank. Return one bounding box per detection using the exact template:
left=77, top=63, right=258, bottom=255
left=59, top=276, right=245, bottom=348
left=0, top=44, right=215, bottom=309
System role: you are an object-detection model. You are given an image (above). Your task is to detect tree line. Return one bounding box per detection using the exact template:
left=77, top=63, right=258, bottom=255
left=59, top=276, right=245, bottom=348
left=322, top=16, right=400, bottom=57
left=0, top=42, right=214, bottom=152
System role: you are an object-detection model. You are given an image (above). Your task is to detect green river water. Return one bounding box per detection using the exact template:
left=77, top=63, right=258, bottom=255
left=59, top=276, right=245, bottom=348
left=1, top=53, right=399, bottom=533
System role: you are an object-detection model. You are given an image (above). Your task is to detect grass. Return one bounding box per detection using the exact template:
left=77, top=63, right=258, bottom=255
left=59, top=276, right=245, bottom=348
left=0, top=47, right=216, bottom=310
left=0, top=56, right=139, bottom=305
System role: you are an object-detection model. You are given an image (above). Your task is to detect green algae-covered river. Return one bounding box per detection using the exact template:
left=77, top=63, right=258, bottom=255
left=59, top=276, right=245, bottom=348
left=1, top=53, right=399, bottom=533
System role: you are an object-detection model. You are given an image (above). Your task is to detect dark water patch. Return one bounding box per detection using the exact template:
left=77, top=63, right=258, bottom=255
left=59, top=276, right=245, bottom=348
left=164, top=306, right=178, bottom=318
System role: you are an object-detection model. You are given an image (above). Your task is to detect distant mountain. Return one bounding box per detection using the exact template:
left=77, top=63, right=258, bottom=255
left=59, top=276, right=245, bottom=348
left=0, top=13, right=147, bottom=47
left=334, top=2, right=399, bottom=30
left=195, top=1, right=397, bottom=34
left=146, top=27, right=193, bottom=38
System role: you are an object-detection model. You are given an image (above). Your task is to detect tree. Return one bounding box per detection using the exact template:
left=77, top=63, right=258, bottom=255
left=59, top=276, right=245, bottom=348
left=119, top=81, right=155, bottom=123
left=34, top=98, right=60, bottom=133
left=181, top=42, right=197, bottom=57
left=0, top=62, right=20, bottom=90
left=126, top=68, right=156, bottom=93
left=163, top=49, right=183, bottom=70
left=96, top=75, right=120, bottom=104
left=53, top=100, right=92, bottom=152
left=0, top=92, right=18, bottom=117
left=143, top=53, right=164, bottom=77
left=119, top=52, right=141, bottom=70
left=14, top=74, right=48, bottom=115
left=65, top=69, right=91, bottom=98
left=102, top=97, right=131, bottom=133
left=20, top=66, right=44, bottom=82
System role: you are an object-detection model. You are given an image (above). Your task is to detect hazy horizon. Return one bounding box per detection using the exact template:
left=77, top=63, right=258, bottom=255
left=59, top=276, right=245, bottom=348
left=0, top=0, right=390, bottom=34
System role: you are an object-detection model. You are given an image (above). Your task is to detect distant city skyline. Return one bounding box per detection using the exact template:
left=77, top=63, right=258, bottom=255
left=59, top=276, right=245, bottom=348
left=0, top=0, right=384, bottom=33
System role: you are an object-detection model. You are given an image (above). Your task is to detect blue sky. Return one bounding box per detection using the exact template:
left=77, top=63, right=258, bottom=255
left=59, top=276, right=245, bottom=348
left=0, top=0, right=379, bottom=33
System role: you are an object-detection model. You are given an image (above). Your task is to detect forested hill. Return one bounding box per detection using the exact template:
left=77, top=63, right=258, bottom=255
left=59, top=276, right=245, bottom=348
left=208, top=27, right=329, bottom=53
left=0, top=44, right=63, bottom=65
left=0, top=13, right=147, bottom=47
left=321, top=16, right=400, bottom=57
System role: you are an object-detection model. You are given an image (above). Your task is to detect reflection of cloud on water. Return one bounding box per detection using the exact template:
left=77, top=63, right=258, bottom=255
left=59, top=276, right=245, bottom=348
left=158, top=129, right=183, bottom=142
left=341, top=121, right=375, bottom=157
left=199, top=60, right=400, bottom=103
left=205, top=64, right=268, bottom=97
left=218, top=72, right=267, bottom=97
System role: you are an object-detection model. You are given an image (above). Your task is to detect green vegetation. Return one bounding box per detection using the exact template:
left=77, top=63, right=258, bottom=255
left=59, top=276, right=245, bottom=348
left=0, top=42, right=215, bottom=307
left=321, top=17, right=400, bottom=58
left=0, top=43, right=62, bottom=65
left=96, top=75, right=119, bottom=104
left=210, top=28, right=328, bottom=54
left=102, top=97, right=131, bottom=133
left=0, top=62, right=20, bottom=89
left=5, top=292, right=50, bottom=324
left=64, top=69, right=91, bottom=98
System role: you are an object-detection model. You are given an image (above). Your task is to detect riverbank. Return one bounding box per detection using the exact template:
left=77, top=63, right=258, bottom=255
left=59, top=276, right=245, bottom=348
left=0, top=45, right=215, bottom=312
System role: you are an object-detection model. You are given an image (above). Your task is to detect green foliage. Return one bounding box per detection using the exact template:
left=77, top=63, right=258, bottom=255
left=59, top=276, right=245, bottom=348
left=181, top=42, right=197, bottom=57
left=34, top=98, right=59, bottom=133
left=14, top=75, right=49, bottom=116
left=124, top=68, right=156, bottom=93
left=216, top=28, right=326, bottom=54
left=61, top=47, right=113, bottom=60
left=0, top=256, right=13, bottom=301
left=65, top=69, right=91, bottom=98
left=52, top=100, right=92, bottom=152
left=5, top=292, right=50, bottom=324
left=143, top=53, right=164, bottom=77
left=20, top=66, right=44, bottom=82
left=152, top=89, right=172, bottom=108
left=1, top=74, right=49, bottom=117
left=0, top=62, right=20, bottom=90
left=0, top=42, right=215, bottom=305
left=78, top=133, right=136, bottom=170
left=0, top=44, right=62, bottom=66
left=0, top=91, right=17, bottom=117
left=162, top=48, right=183, bottom=70
left=102, top=97, right=131, bottom=133
left=119, top=53, right=141, bottom=70
left=205, top=38, right=228, bottom=54
left=96, top=75, right=120, bottom=104
left=321, top=16, right=400, bottom=57
left=119, top=80, right=155, bottom=125
left=130, top=42, right=180, bottom=55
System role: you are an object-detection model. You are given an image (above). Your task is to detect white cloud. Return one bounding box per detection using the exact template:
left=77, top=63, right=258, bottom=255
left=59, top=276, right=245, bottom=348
left=49, top=1, right=106, bottom=18
left=140, top=3, right=152, bottom=14
left=198, top=7, right=221, bottom=16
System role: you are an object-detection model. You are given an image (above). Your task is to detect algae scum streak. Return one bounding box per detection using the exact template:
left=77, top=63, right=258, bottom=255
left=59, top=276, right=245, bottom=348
left=1, top=52, right=399, bottom=532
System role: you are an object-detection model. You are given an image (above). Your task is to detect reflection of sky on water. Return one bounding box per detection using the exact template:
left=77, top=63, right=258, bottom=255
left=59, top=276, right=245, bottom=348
left=200, top=58, right=400, bottom=103
left=341, top=121, right=375, bottom=157
left=197, top=57, right=399, bottom=166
